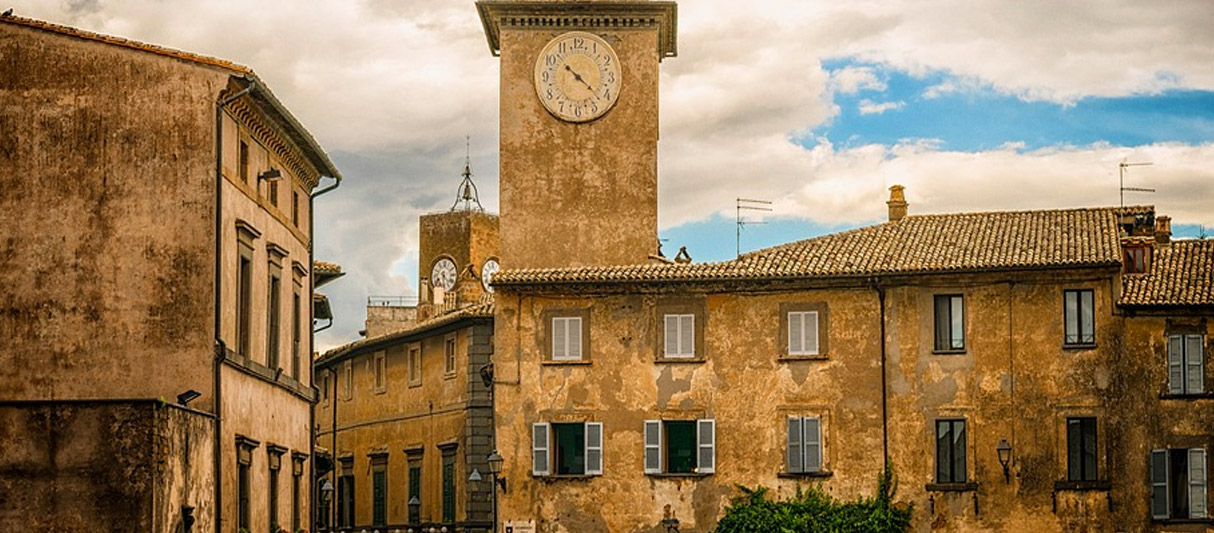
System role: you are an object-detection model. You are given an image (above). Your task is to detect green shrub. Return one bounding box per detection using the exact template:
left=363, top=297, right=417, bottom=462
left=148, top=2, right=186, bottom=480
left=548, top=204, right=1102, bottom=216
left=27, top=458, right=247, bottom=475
left=714, top=464, right=912, bottom=533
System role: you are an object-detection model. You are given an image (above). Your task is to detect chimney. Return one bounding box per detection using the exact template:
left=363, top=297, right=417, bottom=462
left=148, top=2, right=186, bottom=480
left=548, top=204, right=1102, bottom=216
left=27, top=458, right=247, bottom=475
left=1155, top=215, right=1172, bottom=244
left=887, top=185, right=908, bottom=222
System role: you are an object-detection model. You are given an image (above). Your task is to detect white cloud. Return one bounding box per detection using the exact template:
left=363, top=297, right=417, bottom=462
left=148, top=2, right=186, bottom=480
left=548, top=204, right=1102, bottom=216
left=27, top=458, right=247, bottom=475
left=858, top=99, right=905, bottom=114
left=10, top=0, right=1214, bottom=350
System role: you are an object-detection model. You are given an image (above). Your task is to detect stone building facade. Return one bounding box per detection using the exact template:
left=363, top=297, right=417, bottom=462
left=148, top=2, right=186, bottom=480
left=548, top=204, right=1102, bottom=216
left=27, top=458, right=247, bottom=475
left=0, top=15, right=341, bottom=533
left=314, top=206, right=499, bottom=531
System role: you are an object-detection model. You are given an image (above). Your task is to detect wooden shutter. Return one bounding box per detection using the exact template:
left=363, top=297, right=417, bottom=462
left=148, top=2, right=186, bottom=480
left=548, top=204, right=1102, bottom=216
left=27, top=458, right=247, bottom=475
left=680, top=315, right=695, bottom=357
left=805, top=312, right=819, bottom=355
left=532, top=423, right=550, bottom=476
left=1169, top=336, right=1185, bottom=394
left=1191, top=448, right=1207, bottom=518
left=553, top=318, right=567, bottom=359
left=697, top=419, right=715, bottom=474
left=568, top=317, right=583, bottom=359
left=788, top=313, right=803, bottom=354
left=585, top=422, right=603, bottom=475
left=787, top=417, right=802, bottom=473
left=804, top=417, right=821, bottom=473
left=664, top=316, right=679, bottom=357
left=1151, top=449, right=1169, bottom=519
left=644, top=421, right=661, bottom=473
left=1186, top=335, right=1204, bottom=394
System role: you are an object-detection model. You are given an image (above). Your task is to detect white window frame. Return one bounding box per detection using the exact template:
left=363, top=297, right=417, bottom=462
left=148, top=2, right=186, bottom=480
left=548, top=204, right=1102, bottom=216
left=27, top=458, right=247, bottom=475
left=643, top=419, right=715, bottom=475
left=532, top=423, right=550, bottom=476
left=552, top=317, right=584, bottom=361
left=444, top=333, right=458, bottom=376
left=1152, top=448, right=1208, bottom=520
left=1169, top=334, right=1205, bottom=395
left=531, top=421, right=603, bottom=477
left=787, top=311, right=820, bottom=356
left=787, top=416, right=822, bottom=474
left=663, top=314, right=696, bottom=358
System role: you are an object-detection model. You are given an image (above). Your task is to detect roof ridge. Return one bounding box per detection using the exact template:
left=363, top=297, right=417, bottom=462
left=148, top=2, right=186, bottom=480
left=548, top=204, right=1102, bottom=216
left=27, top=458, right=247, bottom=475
left=2, top=14, right=252, bottom=74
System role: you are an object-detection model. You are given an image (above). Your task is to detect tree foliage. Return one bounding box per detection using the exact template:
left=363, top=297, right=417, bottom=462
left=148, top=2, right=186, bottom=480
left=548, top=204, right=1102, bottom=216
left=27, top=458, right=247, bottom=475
left=714, top=464, right=912, bottom=533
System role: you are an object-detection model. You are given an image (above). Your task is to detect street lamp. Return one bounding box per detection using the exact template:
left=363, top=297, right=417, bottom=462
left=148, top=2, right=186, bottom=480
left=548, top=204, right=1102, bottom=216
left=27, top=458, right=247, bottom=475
left=319, top=479, right=334, bottom=530
left=486, top=450, right=506, bottom=533
left=409, top=496, right=421, bottom=525
left=996, top=439, right=1012, bottom=483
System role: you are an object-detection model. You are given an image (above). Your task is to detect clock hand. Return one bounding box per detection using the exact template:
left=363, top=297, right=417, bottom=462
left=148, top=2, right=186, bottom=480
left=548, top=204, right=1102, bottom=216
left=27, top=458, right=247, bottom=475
left=563, top=64, right=594, bottom=91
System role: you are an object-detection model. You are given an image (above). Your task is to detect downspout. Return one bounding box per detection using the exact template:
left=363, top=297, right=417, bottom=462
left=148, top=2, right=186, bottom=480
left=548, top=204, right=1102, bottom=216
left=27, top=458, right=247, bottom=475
left=214, top=81, right=255, bottom=533
left=310, top=168, right=340, bottom=530
left=873, top=278, right=890, bottom=466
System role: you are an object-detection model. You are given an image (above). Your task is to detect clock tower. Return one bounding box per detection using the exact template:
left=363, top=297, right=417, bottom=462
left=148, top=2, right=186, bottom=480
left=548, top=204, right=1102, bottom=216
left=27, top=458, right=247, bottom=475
left=477, top=0, right=678, bottom=269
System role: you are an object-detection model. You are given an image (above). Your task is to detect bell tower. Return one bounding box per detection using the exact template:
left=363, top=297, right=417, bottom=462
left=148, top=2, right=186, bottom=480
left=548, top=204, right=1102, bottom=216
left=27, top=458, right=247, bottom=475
left=477, top=0, right=678, bottom=269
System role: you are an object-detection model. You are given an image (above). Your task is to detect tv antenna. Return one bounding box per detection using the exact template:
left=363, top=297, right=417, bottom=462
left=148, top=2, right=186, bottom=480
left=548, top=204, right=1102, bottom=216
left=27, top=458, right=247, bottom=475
left=452, top=135, right=484, bottom=212
left=736, top=198, right=772, bottom=258
left=1119, top=161, right=1154, bottom=208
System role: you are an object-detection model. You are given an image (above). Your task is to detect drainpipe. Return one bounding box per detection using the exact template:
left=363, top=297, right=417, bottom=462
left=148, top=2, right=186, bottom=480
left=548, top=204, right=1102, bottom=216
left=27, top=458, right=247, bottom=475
left=308, top=159, right=340, bottom=531
left=214, top=80, right=255, bottom=533
left=872, top=278, right=890, bottom=466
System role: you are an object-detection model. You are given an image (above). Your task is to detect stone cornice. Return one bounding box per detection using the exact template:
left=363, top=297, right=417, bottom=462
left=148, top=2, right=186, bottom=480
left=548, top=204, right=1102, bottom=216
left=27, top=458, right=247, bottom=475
left=222, top=90, right=322, bottom=190
left=476, top=1, right=677, bottom=60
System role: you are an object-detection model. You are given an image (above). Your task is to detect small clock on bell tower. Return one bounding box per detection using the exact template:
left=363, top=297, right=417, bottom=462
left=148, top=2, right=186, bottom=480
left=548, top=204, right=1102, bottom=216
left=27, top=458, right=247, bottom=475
left=477, top=0, right=677, bottom=270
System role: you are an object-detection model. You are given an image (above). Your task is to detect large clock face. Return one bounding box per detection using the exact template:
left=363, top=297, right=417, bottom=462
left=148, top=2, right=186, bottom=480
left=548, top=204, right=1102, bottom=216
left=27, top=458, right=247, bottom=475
left=431, top=257, right=457, bottom=292
left=534, top=31, right=621, bottom=123
left=481, top=258, right=500, bottom=293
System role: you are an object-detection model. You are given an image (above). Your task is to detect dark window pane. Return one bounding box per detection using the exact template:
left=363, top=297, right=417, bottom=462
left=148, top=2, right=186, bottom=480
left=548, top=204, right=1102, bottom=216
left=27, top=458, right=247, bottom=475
left=442, top=453, right=456, bottom=522
left=936, top=420, right=951, bottom=482
left=953, top=421, right=966, bottom=482
left=553, top=423, right=586, bottom=475
left=665, top=421, right=696, bottom=474
left=1171, top=450, right=1190, bottom=519
left=408, top=465, right=421, bottom=523
left=934, top=296, right=950, bottom=351
left=373, top=469, right=386, bottom=526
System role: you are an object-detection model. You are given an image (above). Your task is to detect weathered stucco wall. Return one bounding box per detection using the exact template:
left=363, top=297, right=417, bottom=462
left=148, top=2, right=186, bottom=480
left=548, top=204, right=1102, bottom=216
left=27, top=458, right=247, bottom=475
left=494, top=267, right=1210, bottom=532
left=497, top=26, right=659, bottom=269
left=0, top=402, right=214, bottom=533
left=0, top=21, right=224, bottom=406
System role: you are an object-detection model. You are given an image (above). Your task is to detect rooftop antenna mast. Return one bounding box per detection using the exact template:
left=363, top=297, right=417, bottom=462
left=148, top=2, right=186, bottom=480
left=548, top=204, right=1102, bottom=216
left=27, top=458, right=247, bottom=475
left=1119, top=161, right=1154, bottom=208
left=452, top=135, right=484, bottom=212
left=736, top=198, right=772, bottom=258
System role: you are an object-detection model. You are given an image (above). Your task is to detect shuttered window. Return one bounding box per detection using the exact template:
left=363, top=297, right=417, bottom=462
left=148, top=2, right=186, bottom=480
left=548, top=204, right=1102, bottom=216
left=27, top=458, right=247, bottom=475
left=698, top=419, right=716, bottom=474
left=1063, top=290, right=1095, bottom=346
left=442, top=450, right=456, bottom=522
left=644, top=421, right=662, bottom=473
left=586, top=422, right=603, bottom=475
left=532, top=422, right=603, bottom=476
left=787, top=416, right=822, bottom=473
left=664, top=314, right=695, bottom=358
left=552, top=317, right=583, bottom=361
left=1168, top=335, right=1205, bottom=395
left=1151, top=448, right=1208, bottom=520
left=643, top=419, right=715, bottom=475
left=788, top=312, right=820, bottom=355
left=532, top=423, right=550, bottom=476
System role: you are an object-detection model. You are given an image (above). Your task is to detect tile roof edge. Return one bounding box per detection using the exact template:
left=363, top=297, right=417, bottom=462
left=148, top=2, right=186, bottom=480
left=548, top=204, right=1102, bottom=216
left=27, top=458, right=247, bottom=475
left=315, top=304, right=493, bottom=365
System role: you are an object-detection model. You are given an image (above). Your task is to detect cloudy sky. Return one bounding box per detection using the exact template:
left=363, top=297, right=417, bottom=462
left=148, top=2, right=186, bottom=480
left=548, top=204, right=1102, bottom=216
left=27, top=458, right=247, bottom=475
left=14, top=0, right=1214, bottom=350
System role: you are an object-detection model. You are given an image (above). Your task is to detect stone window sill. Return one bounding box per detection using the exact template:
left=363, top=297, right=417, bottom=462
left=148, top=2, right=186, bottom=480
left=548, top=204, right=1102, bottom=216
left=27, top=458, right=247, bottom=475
left=542, top=360, right=592, bottom=366
left=778, top=470, right=833, bottom=479
left=646, top=472, right=712, bottom=478
left=654, top=358, right=706, bottom=364
left=536, top=474, right=598, bottom=481
left=1053, top=480, right=1110, bottom=491
left=1062, top=343, right=1097, bottom=351
left=931, top=349, right=967, bottom=356
left=1155, top=518, right=1214, bottom=524
left=925, top=482, right=978, bottom=492
left=1159, top=392, right=1214, bottom=400
left=779, top=355, right=829, bottom=362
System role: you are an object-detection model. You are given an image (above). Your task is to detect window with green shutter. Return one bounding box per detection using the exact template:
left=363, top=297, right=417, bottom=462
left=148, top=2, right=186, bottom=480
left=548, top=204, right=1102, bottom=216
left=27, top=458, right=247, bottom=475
left=372, top=466, right=387, bottom=526
left=407, top=459, right=421, bottom=524
left=442, top=450, right=456, bottom=523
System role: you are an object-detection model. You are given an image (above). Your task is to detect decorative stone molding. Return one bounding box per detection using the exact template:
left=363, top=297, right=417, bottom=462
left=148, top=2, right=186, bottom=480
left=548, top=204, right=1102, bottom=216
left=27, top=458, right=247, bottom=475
left=221, top=90, right=322, bottom=190
left=476, top=1, right=677, bottom=59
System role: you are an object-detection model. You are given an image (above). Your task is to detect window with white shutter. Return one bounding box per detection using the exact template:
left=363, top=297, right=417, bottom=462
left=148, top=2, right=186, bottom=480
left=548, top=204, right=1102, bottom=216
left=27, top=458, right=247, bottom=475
left=1151, top=448, right=1208, bottom=520
left=585, top=422, right=603, bottom=475
left=1168, top=334, right=1205, bottom=395
left=1151, top=449, right=1169, bottom=520
left=532, top=423, right=550, bottom=476
left=787, top=416, right=822, bottom=473
left=697, top=419, right=715, bottom=474
left=552, top=317, right=583, bottom=361
left=644, top=421, right=662, bottom=473
left=788, top=312, right=819, bottom=355
left=664, top=314, right=695, bottom=358
left=1191, top=448, right=1207, bottom=519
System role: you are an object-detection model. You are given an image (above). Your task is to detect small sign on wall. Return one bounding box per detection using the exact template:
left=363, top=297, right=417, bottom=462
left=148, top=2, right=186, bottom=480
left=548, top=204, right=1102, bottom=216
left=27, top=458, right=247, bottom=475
left=504, top=519, right=536, bottom=533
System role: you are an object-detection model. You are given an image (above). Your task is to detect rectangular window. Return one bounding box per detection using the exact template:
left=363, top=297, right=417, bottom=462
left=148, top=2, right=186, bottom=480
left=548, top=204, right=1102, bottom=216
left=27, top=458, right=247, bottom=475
left=1168, top=335, right=1205, bottom=395
left=445, top=335, right=457, bottom=375
left=551, top=317, right=584, bottom=361
left=935, top=419, right=967, bottom=483
left=1063, top=290, right=1095, bottom=346
left=373, top=351, right=386, bottom=393
left=269, top=168, right=279, bottom=206
left=292, top=191, right=300, bottom=227
left=239, top=140, right=249, bottom=184
left=1125, top=246, right=1150, bottom=274
left=372, top=463, right=387, bottom=526
left=238, top=462, right=250, bottom=530
left=322, top=373, right=330, bottom=403
left=663, top=314, right=695, bottom=358
left=1152, top=448, right=1208, bottom=520
left=532, top=422, right=604, bottom=477
left=236, top=247, right=253, bottom=358
left=442, top=448, right=456, bottom=522
left=337, top=469, right=355, bottom=528
left=642, top=419, right=715, bottom=475
left=343, top=360, right=353, bottom=400
left=292, top=290, right=301, bottom=380
left=408, top=346, right=422, bottom=387
left=268, top=271, right=281, bottom=369
left=933, top=295, right=965, bottom=352
left=787, top=416, right=822, bottom=474
left=408, top=459, right=422, bottom=524
left=787, top=311, right=820, bottom=356
left=268, top=454, right=281, bottom=531
left=291, top=457, right=303, bottom=533
left=1066, top=417, right=1097, bottom=482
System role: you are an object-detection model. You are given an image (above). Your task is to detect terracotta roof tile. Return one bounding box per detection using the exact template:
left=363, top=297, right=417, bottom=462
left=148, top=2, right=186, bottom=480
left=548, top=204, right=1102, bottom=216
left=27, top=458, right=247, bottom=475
left=1121, top=240, right=1214, bottom=307
left=493, top=206, right=1148, bottom=286
left=313, top=260, right=342, bottom=275
left=1, top=14, right=251, bottom=74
